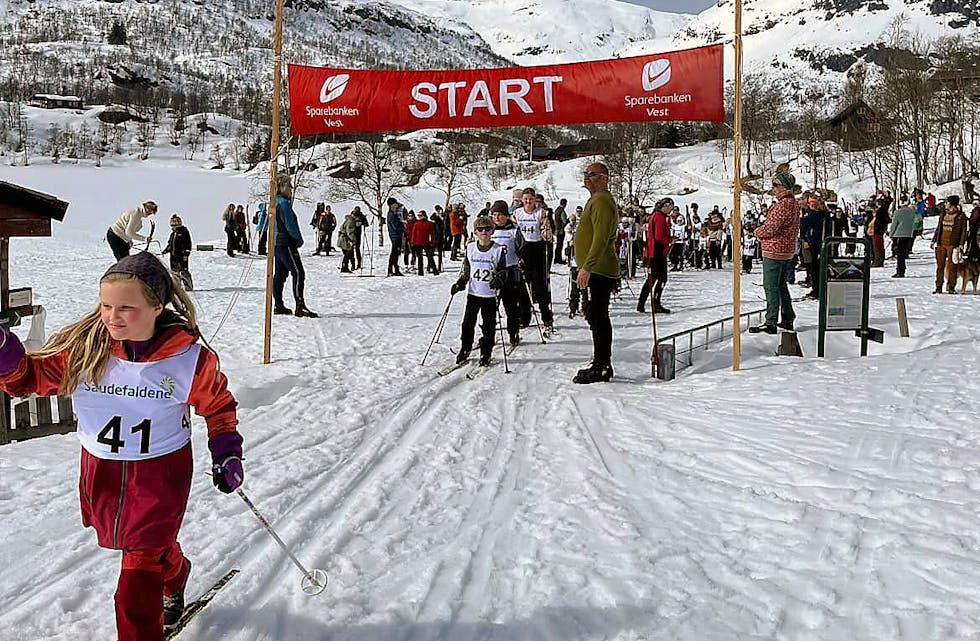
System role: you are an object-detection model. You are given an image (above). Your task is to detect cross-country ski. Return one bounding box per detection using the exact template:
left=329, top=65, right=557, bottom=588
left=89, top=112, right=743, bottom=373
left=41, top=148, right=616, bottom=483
left=164, top=569, right=239, bottom=640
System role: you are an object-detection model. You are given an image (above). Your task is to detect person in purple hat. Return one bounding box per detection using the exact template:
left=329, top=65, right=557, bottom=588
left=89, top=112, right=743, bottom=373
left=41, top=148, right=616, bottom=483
left=0, top=252, right=244, bottom=640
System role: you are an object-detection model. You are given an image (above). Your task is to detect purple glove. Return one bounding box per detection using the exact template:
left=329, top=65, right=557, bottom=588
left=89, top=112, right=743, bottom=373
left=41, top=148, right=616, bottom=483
left=0, top=328, right=25, bottom=377
left=209, top=431, right=244, bottom=493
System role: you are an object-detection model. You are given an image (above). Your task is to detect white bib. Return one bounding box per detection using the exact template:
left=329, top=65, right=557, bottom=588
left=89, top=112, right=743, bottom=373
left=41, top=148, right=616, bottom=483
left=671, top=222, right=687, bottom=240
left=490, top=227, right=519, bottom=267
left=74, top=344, right=201, bottom=461
left=467, top=242, right=503, bottom=298
left=516, top=208, right=543, bottom=243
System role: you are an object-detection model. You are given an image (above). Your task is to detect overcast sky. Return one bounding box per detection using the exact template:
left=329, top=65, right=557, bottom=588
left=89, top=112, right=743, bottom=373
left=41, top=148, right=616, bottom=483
left=621, top=0, right=715, bottom=13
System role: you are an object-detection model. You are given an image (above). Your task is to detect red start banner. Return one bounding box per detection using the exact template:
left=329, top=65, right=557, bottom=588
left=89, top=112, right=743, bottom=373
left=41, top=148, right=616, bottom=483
left=287, top=44, right=724, bottom=136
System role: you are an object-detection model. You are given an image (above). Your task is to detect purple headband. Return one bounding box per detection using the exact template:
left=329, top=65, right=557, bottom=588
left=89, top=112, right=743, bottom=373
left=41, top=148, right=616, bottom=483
left=102, top=252, right=173, bottom=305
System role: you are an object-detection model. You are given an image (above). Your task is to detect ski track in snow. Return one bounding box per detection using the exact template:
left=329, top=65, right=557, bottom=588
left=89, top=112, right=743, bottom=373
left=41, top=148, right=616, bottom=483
left=0, top=163, right=979, bottom=640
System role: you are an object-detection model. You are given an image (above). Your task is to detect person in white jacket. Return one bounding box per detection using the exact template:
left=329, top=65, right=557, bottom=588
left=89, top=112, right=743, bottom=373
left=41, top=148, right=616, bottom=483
left=107, top=201, right=157, bottom=260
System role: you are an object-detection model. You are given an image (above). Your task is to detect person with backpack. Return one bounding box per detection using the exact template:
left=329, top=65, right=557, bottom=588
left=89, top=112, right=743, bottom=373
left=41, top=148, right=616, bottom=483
left=0, top=252, right=244, bottom=641
left=254, top=202, right=269, bottom=256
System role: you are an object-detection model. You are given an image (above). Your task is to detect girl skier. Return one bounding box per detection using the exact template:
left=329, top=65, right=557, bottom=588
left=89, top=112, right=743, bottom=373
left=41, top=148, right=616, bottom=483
left=0, top=252, right=243, bottom=641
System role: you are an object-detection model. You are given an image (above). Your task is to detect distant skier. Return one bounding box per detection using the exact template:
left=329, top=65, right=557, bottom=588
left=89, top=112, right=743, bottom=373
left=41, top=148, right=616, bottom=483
left=0, top=251, right=244, bottom=640
left=489, top=200, right=525, bottom=345
left=107, top=201, right=157, bottom=260
left=221, top=203, right=237, bottom=257
left=450, top=215, right=507, bottom=366
left=255, top=202, right=269, bottom=255
left=162, top=214, right=194, bottom=291
left=234, top=204, right=250, bottom=254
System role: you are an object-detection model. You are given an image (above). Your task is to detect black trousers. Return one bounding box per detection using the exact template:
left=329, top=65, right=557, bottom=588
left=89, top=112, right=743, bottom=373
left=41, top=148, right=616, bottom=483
left=273, top=244, right=307, bottom=308
left=554, top=233, right=565, bottom=262
left=341, top=249, right=356, bottom=272
left=741, top=256, right=753, bottom=273
left=460, top=295, right=497, bottom=359
left=225, top=230, right=236, bottom=256
left=638, top=256, right=668, bottom=309
left=522, top=241, right=553, bottom=325
left=353, top=231, right=363, bottom=269
left=586, top=274, right=616, bottom=368
left=107, top=229, right=130, bottom=261
left=257, top=229, right=268, bottom=255
left=388, top=240, right=402, bottom=274
left=708, top=241, right=722, bottom=269
left=499, top=271, right=522, bottom=338
left=568, top=266, right=590, bottom=314
left=895, top=236, right=913, bottom=276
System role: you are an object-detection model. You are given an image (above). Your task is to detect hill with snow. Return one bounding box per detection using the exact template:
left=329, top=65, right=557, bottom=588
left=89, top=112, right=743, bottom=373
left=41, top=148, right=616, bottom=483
left=618, top=0, right=980, bottom=106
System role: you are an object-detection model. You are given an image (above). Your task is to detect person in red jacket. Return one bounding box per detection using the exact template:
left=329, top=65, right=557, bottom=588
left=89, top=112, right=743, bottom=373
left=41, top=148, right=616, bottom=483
left=0, top=252, right=243, bottom=641
left=750, top=171, right=801, bottom=334
left=448, top=206, right=466, bottom=260
left=410, top=210, right=439, bottom=276
left=637, top=197, right=674, bottom=314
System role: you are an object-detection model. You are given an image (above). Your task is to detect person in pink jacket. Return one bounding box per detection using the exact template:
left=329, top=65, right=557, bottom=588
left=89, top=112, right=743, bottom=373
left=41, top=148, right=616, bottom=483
left=750, top=171, right=801, bottom=334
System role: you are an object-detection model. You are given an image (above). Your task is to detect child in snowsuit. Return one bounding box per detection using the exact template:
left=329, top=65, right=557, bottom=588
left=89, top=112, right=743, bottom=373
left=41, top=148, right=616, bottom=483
left=451, top=216, right=508, bottom=366
left=0, top=252, right=243, bottom=641
left=741, top=230, right=758, bottom=274
left=162, top=214, right=194, bottom=291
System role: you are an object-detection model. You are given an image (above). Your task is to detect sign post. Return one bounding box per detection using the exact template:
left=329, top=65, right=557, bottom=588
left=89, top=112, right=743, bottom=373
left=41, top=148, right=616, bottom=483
left=818, top=237, right=882, bottom=357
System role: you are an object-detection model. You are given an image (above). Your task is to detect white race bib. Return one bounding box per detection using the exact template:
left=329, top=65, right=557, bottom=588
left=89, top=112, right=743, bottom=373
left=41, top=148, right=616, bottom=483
left=490, top=227, right=518, bottom=267
left=467, top=242, right=503, bottom=298
left=516, top=209, right=543, bottom=243
left=74, top=344, right=201, bottom=461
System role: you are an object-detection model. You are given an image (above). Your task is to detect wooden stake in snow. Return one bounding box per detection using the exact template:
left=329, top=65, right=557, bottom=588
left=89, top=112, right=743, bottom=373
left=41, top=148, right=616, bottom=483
left=731, top=0, right=745, bottom=372
left=896, top=297, right=910, bottom=337
left=263, top=0, right=286, bottom=365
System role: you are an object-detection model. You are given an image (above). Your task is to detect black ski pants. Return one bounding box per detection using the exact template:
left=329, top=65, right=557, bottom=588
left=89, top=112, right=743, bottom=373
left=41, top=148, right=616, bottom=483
left=107, top=229, right=130, bottom=261
left=388, top=238, right=403, bottom=275
left=273, top=244, right=307, bottom=308
left=521, top=241, right=553, bottom=325
left=895, top=236, right=913, bottom=276
left=499, top=269, right=522, bottom=338
left=638, top=256, right=668, bottom=310
left=585, top=274, right=616, bottom=368
left=460, top=295, right=497, bottom=359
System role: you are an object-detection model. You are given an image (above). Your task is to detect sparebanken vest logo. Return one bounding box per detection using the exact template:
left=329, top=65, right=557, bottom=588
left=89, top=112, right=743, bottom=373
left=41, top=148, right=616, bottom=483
left=320, top=74, right=350, bottom=104
left=641, top=59, right=671, bottom=92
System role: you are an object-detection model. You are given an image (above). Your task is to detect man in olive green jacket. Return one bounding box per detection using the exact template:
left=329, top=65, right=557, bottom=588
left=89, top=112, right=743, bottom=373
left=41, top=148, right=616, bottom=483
left=573, top=162, right=620, bottom=384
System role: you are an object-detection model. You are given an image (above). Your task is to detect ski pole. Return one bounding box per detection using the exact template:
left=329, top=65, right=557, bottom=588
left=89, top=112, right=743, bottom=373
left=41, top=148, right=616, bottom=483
left=523, top=279, right=546, bottom=344
left=648, top=266, right=661, bottom=378
left=235, top=488, right=327, bottom=595
left=496, top=297, right=511, bottom=374
left=421, top=293, right=455, bottom=366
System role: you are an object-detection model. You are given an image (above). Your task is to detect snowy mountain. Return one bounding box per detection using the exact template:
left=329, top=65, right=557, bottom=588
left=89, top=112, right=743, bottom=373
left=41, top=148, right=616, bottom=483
left=618, top=0, right=980, bottom=104
left=385, top=0, right=692, bottom=65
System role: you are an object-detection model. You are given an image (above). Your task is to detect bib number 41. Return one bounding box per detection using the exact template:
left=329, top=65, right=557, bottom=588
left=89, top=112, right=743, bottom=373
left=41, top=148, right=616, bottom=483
left=97, top=416, right=153, bottom=455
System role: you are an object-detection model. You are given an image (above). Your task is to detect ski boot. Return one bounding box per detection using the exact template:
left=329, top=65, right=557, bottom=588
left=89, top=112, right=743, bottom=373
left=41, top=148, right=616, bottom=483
left=163, top=558, right=192, bottom=632
left=456, top=349, right=470, bottom=365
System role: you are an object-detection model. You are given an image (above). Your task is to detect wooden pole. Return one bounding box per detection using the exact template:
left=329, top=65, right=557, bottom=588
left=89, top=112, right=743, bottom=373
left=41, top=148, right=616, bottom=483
left=263, top=0, right=286, bottom=365
left=731, top=0, right=744, bottom=371
left=896, top=297, right=910, bottom=337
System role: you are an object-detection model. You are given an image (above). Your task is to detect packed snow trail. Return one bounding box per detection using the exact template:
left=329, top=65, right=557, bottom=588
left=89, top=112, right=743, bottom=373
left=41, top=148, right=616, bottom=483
left=1, top=160, right=979, bottom=640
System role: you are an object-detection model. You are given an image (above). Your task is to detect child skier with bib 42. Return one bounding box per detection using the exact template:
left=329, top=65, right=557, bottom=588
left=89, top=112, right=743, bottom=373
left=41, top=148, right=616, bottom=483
left=0, top=252, right=244, bottom=641
left=450, top=216, right=508, bottom=366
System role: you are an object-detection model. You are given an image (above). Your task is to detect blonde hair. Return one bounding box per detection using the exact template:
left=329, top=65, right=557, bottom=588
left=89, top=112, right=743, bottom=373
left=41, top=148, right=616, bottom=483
left=30, top=272, right=201, bottom=394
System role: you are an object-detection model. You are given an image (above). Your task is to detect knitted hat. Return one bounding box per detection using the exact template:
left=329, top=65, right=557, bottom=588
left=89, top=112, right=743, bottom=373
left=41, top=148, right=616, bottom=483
left=489, top=200, right=509, bottom=215
left=169, top=214, right=182, bottom=228
left=947, top=194, right=961, bottom=206
left=102, top=252, right=173, bottom=305
left=773, top=171, right=796, bottom=190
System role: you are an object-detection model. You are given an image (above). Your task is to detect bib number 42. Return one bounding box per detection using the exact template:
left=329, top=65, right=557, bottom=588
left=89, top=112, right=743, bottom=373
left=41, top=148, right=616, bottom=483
left=97, top=416, right=153, bottom=455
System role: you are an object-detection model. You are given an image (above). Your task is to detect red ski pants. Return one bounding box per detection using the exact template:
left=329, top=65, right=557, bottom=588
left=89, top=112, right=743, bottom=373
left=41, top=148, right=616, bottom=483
left=115, top=542, right=188, bottom=641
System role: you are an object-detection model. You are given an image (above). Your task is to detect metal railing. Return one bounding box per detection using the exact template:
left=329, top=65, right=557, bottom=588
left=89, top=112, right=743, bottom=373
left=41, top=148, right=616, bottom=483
left=655, top=306, right=767, bottom=379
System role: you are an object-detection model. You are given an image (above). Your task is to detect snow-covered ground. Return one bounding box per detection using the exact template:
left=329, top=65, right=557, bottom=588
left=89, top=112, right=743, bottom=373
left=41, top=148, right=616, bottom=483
left=1, top=148, right=979, bottom=641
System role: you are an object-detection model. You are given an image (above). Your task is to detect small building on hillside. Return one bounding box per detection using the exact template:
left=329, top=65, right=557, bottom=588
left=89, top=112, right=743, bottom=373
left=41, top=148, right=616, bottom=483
left=531, top=138, right=612, bottom=162
left=30, top=94, right=83, bottom=110
left=822, top=100, right=892, bottom=151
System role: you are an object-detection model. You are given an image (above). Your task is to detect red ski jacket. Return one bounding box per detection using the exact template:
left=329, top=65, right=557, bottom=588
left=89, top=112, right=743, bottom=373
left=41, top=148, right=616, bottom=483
left=409, top=219, right=436, bottom=247
left=645, top=212, right=672, bottom=259
left=0, top=325, right=238, bottom=549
